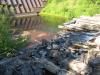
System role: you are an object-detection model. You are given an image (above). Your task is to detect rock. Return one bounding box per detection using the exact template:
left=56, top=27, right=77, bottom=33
left=69, top=60, right=87, bottom=75
left=52, top=44, right=59, bottom=50
left=94, top=35, right=100, bottom=50
left=63, top=18, right=77, bottom=26
left=62, top=15, right=100, bottom=32
left=89, top=57, right=100, bottom=75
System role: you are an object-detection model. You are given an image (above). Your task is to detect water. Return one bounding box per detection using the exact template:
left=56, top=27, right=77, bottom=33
left=67, top=32, right=95, bottom=44
left=11, top=15, right=67, bottom=43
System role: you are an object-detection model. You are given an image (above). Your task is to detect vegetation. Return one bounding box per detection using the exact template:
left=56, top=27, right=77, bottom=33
left=0, top=14, right=28, bottom=57
left=40, top=0, right=100, bottom=21
left=41, top=15, right=66, bottom=26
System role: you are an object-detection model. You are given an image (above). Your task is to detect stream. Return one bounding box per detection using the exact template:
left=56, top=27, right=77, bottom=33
left=11, top=15, right=67, bottom=44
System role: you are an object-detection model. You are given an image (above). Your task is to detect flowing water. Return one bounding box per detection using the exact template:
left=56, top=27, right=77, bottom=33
left=11, top=15, right=67, bottom=45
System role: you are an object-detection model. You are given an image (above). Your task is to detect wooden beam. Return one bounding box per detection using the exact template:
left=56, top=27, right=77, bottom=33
left=30, top=0, right=37, bottom=8
left=16, top=0, right=25, bottom=13
left=14, top=13, right=37, bottom=18
left=26, top=0, right=34, bottom=12
left=21, top=0, right=30, bottom=13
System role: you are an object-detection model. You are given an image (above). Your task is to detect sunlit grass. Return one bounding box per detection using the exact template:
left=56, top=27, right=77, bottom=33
left=40, top=14, right=67, bottom=27
left=40, top=0, right=100, bottom=21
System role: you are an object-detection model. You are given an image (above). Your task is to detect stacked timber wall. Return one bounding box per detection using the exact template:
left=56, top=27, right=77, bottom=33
left=0, top=0, right=47, bottom=17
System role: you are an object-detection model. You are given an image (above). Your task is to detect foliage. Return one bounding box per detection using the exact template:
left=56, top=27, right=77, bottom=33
left=41, top=15, right=66, bottom=26
left=0, top=14, right=28, bottom=57
left=40, top=0, right=100, bottom=21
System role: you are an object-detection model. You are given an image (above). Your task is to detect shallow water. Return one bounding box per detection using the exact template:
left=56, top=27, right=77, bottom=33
left=11, top=15, right=67, bottom=43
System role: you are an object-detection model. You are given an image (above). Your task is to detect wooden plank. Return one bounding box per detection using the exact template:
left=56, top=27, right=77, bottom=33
left=0, top=0, right=47, bottom=16
left=30, top=0, right=36, bottom=8
left=42, top=0, right=45, bottom=1
left=21, top=0, right=30, bottom=13
left=11, top=0, right=21, bottom=14
left=6, top=0, right=12, bottom=5
left=11, top=0, right=17, bottom=5
left=0, top=0, right=6, bottom=5
left=35, top=0, right=41, bottom=7
left=14, top=12, right=37, bottom=17
left=38, top=0, right=43, bottom=7
left=16, top=0, right=25, bottom=13
left=42, top=0, right=47, bottom=1
left=14, top=6, right=21, bottom=14
left=17, top=0, right=22, bottom=4
left=26, top=0, right=34, bottom=12
left=19, top=4, right=26, bottom=13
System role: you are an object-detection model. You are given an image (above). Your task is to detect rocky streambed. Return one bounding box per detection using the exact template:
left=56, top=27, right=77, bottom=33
left=0, top=15, right=100, bottom=75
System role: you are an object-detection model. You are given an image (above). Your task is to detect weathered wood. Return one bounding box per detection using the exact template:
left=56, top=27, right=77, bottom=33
left=17, top=0, right=22, bottom=4
left=0, top=0, right=47, bottom=17
left=11, top=0, right=21, bottom=14
left=31, top=0, right=37, bottom=8
left=39, top=0, right=44, bottom=7
left=16, top=0, right=25, bottom=13
left=19, top=4, right=26, bottom=13
left=11, top=0, right=17, bottom=6
left=0, top=0, right=6, bottom=5
left=6, top=0, right=12, bottom=5
left=35, top=0, right=41, bottom=7
left=15, top=12, right=37, bottom=17
left=21, top=0, right=30, bottom=13
left=26, top=0, right=34, bottom=12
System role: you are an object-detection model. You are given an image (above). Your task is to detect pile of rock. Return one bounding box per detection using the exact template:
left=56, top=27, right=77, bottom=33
left=0, top=15, right=100, bottom=75
left=0, top=31, right=99, bottom=75
left=60, top=14, right=100, bottom=32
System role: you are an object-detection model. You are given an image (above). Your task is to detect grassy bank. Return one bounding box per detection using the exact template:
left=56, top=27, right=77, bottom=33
left=40, top=0, right=100, bottom=21
left=0, top=13, right=28, bottom=57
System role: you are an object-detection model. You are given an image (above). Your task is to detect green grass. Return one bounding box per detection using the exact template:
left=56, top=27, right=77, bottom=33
left=40, top=0, right=100, bottom=21
left=0, top=13, right=28, bottom=57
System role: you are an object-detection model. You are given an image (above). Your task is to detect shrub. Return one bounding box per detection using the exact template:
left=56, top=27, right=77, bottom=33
left=0, top=14, right=28, bottom=57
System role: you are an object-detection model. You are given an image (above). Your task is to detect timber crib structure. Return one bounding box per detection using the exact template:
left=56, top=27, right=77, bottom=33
left=0, top=0, right=47, bottom=17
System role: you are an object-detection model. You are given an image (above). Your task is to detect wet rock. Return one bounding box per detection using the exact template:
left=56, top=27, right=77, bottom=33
left=89, top=57, right=100, bottom=75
